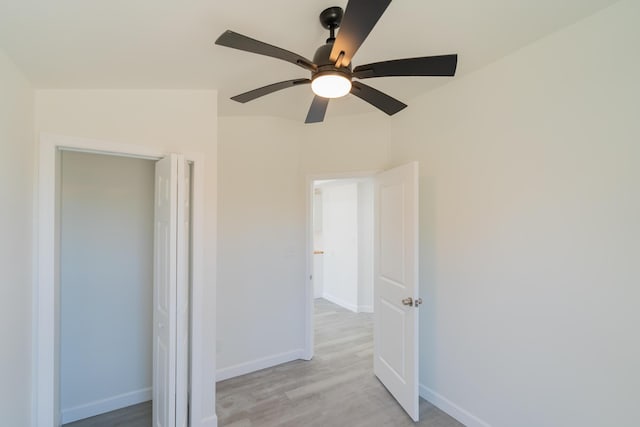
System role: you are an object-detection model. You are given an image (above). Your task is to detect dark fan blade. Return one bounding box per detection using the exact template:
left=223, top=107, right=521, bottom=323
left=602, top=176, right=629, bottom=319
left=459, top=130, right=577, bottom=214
left=329, top=0, right=392, bottom=67
left=350, top=81, right=407, bottom=116
left=353, top=54, right=458, bottom=79
left=305, top=96, right=330, bottom=123
left=216, top=30, right=316, bottom=72
left=231, top=79, right=311, bottom=103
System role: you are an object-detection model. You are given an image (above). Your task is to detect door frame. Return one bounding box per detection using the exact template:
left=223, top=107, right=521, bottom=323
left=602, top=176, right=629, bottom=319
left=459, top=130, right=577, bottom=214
left=34, top=133, right=209, bottom=426
left=304, top=171, right=378, bottom=360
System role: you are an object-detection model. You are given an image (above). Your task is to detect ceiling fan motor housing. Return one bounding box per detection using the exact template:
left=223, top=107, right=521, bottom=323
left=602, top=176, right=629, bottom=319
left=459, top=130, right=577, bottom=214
left=312, top=41, right=352, bottom=82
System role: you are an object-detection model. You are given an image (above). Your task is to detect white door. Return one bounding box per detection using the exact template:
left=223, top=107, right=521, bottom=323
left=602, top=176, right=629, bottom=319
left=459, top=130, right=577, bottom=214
left=175, top=161, right=190, bottom=427
left=373, top=162, right=420, bottom=421
left=153, top=154, right=189, bottom=427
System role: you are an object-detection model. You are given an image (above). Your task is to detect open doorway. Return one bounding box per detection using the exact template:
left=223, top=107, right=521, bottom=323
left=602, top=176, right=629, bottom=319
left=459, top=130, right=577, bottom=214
left=310, top=177, right=376, bottom=392
left=305, top=174, right=375, bottom=359
left=306, top=175, right=375, bottom=367
left=312, top=178, right=374, bottom=313
left=56, top=150, right=194, bottom=427
left=34, top=134, right=208, bottom=427
left=303, top=164, right=422, bottom=421
left=59, top=151, right=156, bottom=425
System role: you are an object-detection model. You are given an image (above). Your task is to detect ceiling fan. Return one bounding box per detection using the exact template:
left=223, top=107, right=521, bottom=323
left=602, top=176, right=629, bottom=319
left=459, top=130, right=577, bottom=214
left=215, top=0, right=457, bottom=124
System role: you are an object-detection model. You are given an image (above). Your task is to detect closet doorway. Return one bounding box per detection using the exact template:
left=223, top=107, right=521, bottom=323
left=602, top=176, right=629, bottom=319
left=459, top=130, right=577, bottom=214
left=35, top=135, right=206, bottom=427
left=59, top=151, right=157, bottom=424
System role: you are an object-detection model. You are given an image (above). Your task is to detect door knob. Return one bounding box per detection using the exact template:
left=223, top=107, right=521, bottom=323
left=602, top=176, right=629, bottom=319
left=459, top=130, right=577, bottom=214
left=402, top=297, right=413, bottom=306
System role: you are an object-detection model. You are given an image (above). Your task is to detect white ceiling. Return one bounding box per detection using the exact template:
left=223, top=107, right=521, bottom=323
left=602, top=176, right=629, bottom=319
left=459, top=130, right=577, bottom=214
left=0, top=0, right=619, bottom=122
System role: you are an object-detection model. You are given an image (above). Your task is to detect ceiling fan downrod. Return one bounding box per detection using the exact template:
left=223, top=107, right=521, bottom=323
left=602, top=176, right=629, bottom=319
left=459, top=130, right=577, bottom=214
left=319, top=6, right=343, bottom=42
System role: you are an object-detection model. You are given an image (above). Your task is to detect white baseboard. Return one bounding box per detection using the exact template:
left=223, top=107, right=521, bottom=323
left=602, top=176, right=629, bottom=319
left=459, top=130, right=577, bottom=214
left=61, top=387, right=151, bottom=424
left=197, top=414, right=218, bottom=427
left=322, top=293, right=358, bottom=313
left=216, top=349, right=305, bottom=382
left=420, top=384, right=491, bottom=427
left=358, top=305, right=373, bottom=313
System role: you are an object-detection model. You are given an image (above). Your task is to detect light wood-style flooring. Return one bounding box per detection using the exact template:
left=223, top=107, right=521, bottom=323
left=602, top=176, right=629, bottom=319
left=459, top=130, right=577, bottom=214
left=63, top=401, right=151, bottom=427
left=217, top=299, right=463, bottom=427
left=65, top=299, right=463, bottom=427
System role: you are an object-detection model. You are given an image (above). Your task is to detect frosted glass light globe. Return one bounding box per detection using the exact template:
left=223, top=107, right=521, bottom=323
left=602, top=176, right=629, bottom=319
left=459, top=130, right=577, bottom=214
left=311, top=73, right=352, bottom=98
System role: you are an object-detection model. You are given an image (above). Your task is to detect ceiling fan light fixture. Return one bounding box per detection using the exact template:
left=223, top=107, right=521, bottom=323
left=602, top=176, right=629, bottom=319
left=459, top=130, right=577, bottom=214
left=311, top=72, right=352, bottom=98
left=216, top=1, right=458, bottom=123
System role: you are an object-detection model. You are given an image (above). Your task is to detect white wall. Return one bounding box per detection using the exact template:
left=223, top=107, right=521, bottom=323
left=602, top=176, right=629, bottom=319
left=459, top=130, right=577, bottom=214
left=357, top=180, right=374, bottom=312
left=35, top=89, right=218, bottom=424
left=299, top=114, right=390, bottom=175
left=217, top=113, right=389, bottom=376
left=60, top=151, right=154, bottom=423
left=321, top=182, right=359, bottom=312
left=389, top=1, right=640, bottom=426
left=0, top=48, right=34, bottom=427
left=312, top=189, right=324, bottom=299
left=217, top=116, right=305, bottom=378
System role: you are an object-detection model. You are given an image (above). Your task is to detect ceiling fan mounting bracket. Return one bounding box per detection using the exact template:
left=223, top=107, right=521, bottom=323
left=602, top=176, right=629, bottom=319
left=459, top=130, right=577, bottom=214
left=319, top=7, right=344, bottom=30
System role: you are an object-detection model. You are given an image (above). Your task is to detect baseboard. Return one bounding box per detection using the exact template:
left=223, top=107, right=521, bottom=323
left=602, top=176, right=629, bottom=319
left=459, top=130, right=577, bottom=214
left=419, top=384, right=491, bottom=427
left=61, top=387, right=151, bottom=424
left=322, top=293, right=358, bottom=313
left=196, top=414, right=218, bottom=427
left=216, top=349, right=305, bottom=382
left=358, top=305, right=373, bottom=313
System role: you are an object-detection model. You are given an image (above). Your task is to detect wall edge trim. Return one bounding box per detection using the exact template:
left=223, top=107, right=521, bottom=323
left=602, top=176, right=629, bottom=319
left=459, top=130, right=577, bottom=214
left=61, top=387, right=151, bottom=424
left=322, top=293, right=358, bottom=313
left=419, top=384, right=492, bottom=427
left=216, top=349, right=305, bottom=382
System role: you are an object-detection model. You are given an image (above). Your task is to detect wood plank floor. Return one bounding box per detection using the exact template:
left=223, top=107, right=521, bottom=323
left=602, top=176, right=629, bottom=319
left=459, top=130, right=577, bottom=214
left=65, top=299, right=463, bottom=427
left=217, top=299, right=464, bottom=427
left=63, top=401, right=151, bottom=427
